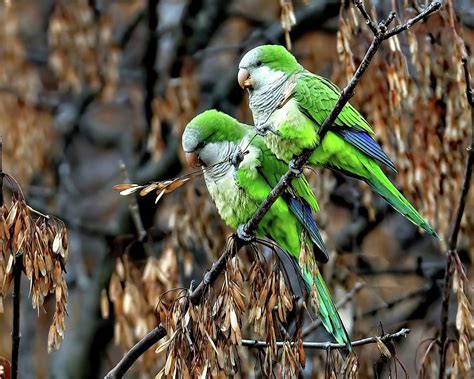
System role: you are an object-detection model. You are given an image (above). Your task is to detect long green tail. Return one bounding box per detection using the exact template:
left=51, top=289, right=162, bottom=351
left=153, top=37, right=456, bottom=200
left=363, top=161, right=439, bottom=238
left=303, top=266, right=352, bottom=350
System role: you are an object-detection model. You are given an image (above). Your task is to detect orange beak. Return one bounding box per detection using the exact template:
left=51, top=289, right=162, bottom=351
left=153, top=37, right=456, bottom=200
left=185, top=152, right=201, bottom=168
left=238, top=68, right=253, bottom=89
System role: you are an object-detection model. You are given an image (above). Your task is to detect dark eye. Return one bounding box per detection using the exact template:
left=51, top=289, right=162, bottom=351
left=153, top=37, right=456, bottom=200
left=256, top=60, right=262, bottom=67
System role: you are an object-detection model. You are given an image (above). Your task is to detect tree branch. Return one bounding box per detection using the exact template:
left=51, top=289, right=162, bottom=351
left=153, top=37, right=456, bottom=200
left=104, top=326, right=166, bottom=379
left=118, top=162, right=154, bottom=256
left=438, top=53, right=473, bottom=379
left=242, top=327, right=411, bottom=350
left=11, top=257, right=22, bottom=379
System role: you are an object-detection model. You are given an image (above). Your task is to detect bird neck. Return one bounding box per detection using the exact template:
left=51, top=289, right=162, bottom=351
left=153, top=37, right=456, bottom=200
left=202, top=141, right=237, bottom=182
left=249, top=71, right=288, bottom=126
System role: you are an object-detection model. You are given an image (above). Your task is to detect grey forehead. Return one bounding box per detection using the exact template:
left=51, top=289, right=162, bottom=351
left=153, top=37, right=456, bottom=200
left=182, top=128, right=200, bottom=152
left=239, top=49, right=258, bottom=68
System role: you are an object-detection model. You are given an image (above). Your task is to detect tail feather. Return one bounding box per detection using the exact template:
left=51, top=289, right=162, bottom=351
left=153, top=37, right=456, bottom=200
left=364, top=161, right=439, bottom=238
left=303, top=267, right=352, bottom=350
left=284, top=193, right=329, bottom=263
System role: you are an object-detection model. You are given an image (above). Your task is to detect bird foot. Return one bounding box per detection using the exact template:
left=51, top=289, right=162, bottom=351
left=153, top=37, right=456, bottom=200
left=236, top=225, right=254, bottom=242
left=289, top=159, right=303, bottom=176
left=256, top=123, right=278, bottom=136
left=230, top=149, right=246, bottom=167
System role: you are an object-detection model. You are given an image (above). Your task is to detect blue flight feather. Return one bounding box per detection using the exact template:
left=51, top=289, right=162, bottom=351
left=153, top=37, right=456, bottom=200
left=283, top=193, right=329, bottom=263
left=336, top=129, right=397, bottom=172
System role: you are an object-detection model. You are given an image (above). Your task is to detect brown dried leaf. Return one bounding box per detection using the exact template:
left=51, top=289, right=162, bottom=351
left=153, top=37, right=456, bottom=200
left=52, top=233, right=61, bottom=254
left=100, top=289, right=109, bottom=319
left=112, top=183, right=142, bottom=196
left=375, top=336, right=392, bottom=359
left=341, top=351, right=359, bottom=379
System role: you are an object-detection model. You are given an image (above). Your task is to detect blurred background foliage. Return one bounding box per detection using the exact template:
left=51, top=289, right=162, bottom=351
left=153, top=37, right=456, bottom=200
left=0, top=0, right=472, bottom=378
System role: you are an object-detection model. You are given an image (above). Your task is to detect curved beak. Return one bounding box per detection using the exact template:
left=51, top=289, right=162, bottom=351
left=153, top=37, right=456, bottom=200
left=185, top=152, right=202, bottom=168
left=238, top=68, right=253, bottom=89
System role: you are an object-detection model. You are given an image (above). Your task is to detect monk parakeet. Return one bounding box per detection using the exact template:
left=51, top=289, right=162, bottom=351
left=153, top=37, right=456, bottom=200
left=182, top=110, right=352, bottom=349
left=238, top=45, right=439, bottom=238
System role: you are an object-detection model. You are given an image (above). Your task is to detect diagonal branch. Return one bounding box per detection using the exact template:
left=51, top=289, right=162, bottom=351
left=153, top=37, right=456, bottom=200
left=104, top=326, right=167, bottom=379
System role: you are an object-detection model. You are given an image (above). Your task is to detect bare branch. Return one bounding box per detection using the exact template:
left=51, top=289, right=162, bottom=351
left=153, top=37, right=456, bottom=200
left=243, top=327, right=411, bottom=350
left=385, top=2, right=442, bottom=39
left=11, top=257, right=22, bottom=379
left=438, top=54, right=474, bottom=379
left=104, top=326, right=167, bottom=379
left=354, top=0, right=379, bottom=35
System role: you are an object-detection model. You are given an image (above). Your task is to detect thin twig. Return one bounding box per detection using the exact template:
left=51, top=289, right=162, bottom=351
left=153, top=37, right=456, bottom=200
left=302, top=282, right=364, bottom=338
left=354, top=0, right=379, bottom=35
left=118, top=161, right=154, bottom=256
left=438, top=54, right=474, bottom=379
left=355, top=286, right=429, bottom=320
left=11, top=256, right=22, bottom=379
left=243, top=327, right=411, bottom=350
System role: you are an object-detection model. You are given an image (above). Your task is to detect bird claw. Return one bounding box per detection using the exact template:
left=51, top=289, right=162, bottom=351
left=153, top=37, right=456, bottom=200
left=256, top=123, right=276, bottom=136
left=236, top=225, right=254, bottom=242
left=230, top=149, right=245, bottom=167
left=289, top=159, right=303, bottom=176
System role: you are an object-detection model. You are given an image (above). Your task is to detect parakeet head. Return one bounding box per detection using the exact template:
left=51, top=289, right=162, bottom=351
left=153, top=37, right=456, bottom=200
left=238, top=45, right=301, bottom=91
left=182, top=110, right=249, bottom=167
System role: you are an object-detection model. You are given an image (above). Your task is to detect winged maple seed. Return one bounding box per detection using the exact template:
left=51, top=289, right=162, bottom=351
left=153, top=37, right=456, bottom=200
left=0, top=190, right=69, bottom=353
left=113, top=177, right=191, bottom=204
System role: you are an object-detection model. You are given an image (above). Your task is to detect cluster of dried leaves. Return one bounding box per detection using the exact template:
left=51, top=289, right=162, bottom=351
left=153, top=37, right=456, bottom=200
left=48, top=0, right=120, bottom=99
left=102, top=250, right=181, bottom=373
left=0, top=181, right=68, bottom=352
left=0, top=3, right=56, bottom=185
left=154, top=251, right=304, bottom=378
left=336, top=2, right=472, bottom=249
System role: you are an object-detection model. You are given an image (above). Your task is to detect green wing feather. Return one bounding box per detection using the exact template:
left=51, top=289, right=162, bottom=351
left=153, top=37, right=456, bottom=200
left=293, top=72, right=374, bottom=135
left=255, top=137, right=319, bottom=212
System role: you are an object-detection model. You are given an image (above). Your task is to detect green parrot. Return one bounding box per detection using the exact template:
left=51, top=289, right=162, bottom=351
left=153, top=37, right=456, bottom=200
left=238, top=44, right=439, bottom=238
left=182, top=109, right=352, bottom=349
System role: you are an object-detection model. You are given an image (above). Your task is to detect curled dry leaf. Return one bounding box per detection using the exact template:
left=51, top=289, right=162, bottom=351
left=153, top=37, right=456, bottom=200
left=112, top=183, right=143, bottom=196
left=374, top=336, right=392, bottom=359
